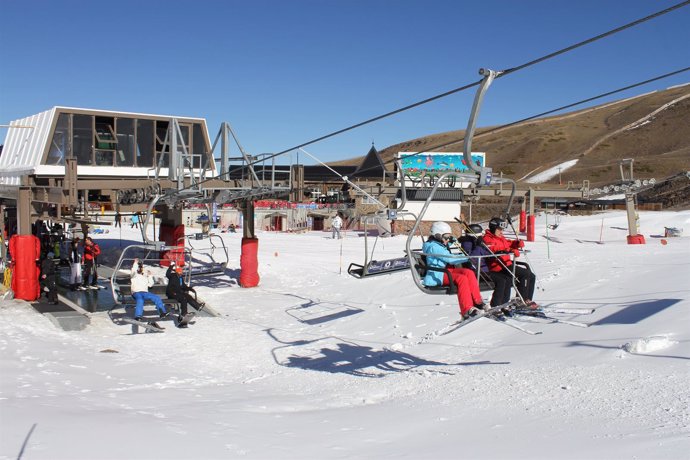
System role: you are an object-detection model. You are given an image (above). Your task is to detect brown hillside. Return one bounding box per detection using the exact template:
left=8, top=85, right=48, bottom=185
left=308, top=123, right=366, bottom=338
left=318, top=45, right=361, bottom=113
left=336, top=84, right=690, bottom=189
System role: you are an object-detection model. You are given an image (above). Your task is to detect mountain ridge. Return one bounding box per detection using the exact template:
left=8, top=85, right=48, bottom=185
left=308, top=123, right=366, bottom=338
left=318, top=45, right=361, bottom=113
left=334, top=84, right=690, bottom=191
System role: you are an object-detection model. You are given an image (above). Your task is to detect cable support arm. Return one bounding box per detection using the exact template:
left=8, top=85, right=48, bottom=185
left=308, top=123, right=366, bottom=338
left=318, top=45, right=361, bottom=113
left=298, top=148, right=387, bottom=209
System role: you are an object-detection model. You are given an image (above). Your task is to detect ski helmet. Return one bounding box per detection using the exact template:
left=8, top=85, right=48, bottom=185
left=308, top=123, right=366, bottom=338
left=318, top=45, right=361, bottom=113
left=430, top=221, right=452, bottom=237
left=488, top=217, right=507, bottom=232
left=468, top=224, right=483, bottom=235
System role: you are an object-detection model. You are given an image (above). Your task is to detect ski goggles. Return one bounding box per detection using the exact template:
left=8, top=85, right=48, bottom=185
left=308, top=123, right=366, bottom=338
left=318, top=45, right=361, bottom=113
left=493, top=220, right=508, bottom=230
left=442, top=234, right=457, bottom=244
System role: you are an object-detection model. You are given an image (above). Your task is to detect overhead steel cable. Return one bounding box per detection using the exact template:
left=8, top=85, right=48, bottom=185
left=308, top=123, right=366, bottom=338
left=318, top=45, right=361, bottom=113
left=239, top=0, right=690, bottom=169
left=185, top=1, right=690, bottom=192
left=352, top=66, right=690, bottom=177
left=264, top=79, right=484, bottom=160
left=500, top=0, right=690, bottom=77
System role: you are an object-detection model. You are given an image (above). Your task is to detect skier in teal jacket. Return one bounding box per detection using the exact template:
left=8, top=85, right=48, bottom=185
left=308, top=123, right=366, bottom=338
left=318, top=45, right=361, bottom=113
left=423, top=221, right=486, bottom=319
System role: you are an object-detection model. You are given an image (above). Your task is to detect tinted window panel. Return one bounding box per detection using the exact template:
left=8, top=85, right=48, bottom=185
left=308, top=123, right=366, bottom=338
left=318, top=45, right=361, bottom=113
left=116, top=118, right=135, bottom=166
left=193, top=123, right=208, bottom=169
left=46, top=113, right=69, bottom=165
left=73, top=115, right=93, bottom=165
left=136, top=119, right=154, bottom=167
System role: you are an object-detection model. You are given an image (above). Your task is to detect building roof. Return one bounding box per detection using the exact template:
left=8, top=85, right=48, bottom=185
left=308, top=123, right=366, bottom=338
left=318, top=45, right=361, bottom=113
left=0, top=106, right=211, bottom=188
left=226, top=146, right=386, bottom=183
left=351, top=145, right=388, bottom=178
left=0, top=107, right=56, bottom=186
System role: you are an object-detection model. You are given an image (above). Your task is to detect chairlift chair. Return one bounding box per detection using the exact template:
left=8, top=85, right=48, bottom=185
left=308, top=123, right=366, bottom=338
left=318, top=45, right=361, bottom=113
left=110, top=243, right=191, bottom=306
left=176, top=233, right=229, bottom=277
left=347, top=210, right=421, bottom=278
left=546, top=212, right=562, bottom=230
left=405, top=171, right=517, bottom=296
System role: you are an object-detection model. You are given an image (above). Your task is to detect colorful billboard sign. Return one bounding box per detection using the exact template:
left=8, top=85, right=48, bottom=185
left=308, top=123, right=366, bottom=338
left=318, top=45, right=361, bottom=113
left=398, top=152, right=485, bottom=177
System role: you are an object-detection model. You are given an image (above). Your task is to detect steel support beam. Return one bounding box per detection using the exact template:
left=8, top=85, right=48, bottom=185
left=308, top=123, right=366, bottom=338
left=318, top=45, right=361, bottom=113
left=242, top=200, right=255, bottom=238
left=17, top=187, right=32, bottom=235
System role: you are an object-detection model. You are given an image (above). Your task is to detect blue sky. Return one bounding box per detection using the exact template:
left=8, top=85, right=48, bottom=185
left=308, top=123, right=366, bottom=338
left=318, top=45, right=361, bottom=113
left=1, top=0, right=688, bottom=164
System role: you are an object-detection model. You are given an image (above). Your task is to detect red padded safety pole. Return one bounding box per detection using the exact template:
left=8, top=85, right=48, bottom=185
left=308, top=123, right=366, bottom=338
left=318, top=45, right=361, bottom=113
left=527, top=215, right=536, bottom=242
left=9, top=235, right=41, bottom=301
left=627, top=234, right=646, bottom=244
left=159, top=224, right=186, bottom=267
left=239, top=237, right=260, bottom=287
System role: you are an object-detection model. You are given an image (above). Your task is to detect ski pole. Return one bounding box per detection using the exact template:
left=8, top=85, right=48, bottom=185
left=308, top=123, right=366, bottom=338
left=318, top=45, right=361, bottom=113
left=448, top=236, right=495, bottom=288
left=456, top=218, right=527, bottom=305
left=545, top=213, right=551, bottom=260
left=506, top=213, right=545, bottom=293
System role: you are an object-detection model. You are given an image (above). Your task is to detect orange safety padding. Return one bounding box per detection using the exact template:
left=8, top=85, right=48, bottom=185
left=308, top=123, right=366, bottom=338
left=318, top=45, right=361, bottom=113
left=9, top=235, right=41, bottom=301
left=159, top=224, right=186, bottom=267
left=239, top=237, right=260, bottom=288
left=527, top=215, right=536, bottom=242
left=627, top=234, right=646, bottom=245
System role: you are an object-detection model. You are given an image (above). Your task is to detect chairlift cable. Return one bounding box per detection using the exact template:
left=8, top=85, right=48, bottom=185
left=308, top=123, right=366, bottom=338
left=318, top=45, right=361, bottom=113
left=500, top=1, right=690, bottom=77
left=213, top=61, right=683, bottom=217
left=298, top=147, right=386, bottom=208
left=178, top=2, right=688, bottom=195
left=356, top=66, right=690, bottom=178
left=250, top=1, right=689, bottom=170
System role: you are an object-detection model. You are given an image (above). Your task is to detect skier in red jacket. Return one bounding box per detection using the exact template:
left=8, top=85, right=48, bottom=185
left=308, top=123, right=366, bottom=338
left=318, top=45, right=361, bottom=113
left=482, top=217, right=537, bottom=307
left=82, top=236, right=101, bottom=289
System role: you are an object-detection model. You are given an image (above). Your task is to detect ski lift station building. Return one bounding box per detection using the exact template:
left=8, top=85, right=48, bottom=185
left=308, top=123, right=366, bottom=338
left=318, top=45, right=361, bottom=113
left=0, top=106, right=217, bottom=236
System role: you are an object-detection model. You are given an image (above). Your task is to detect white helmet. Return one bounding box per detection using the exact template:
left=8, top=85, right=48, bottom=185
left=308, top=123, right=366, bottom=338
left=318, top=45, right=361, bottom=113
left=430, top=221, right=452, bottom=237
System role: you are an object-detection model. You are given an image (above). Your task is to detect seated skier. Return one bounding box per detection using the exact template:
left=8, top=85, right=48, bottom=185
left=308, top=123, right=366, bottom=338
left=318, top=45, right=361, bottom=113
left=422, top=221, right=487, bottom=319
left=130, top=258, right=168, bottom=322
left=461, top=223, right=515, bottom=309
left=482, top=217, right=537, bottom=308
left=165, top=261, right=205, bottom=328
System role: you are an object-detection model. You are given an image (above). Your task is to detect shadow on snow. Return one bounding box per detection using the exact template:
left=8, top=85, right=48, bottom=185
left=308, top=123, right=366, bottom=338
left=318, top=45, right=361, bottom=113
left=593, top=298, right=682, bottom=325
left=266, top=329, right=509, bottom=378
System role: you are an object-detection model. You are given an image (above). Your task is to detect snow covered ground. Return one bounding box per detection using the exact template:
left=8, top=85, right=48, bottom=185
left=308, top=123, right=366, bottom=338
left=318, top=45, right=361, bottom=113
left=1, top=210, right=688, bottom=460
left=524, top=159, right=579, bottom=184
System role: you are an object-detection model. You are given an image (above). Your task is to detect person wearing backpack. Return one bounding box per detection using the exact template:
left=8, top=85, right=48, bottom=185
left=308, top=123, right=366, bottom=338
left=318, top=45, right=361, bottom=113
left=68, top=238, right=84, bottom=291
left=82, top=236, right=101, bottom=289
left=40, top=252, right=58, bottom=304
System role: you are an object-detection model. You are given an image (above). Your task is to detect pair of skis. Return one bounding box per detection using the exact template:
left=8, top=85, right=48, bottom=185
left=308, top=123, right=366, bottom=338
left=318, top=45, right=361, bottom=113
left=122, top=317, right=165, bottom=333
left=438, top=301, right=593, bottom=336
left=122, top=312, right=196, bottom=333
left=438, top=298, right=525, bottom=336
left=511, top=306, right=592, bottom=329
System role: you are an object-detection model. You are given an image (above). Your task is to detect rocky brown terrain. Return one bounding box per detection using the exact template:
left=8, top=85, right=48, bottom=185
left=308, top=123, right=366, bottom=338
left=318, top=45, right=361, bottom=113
left=337, top=84, right=690, bottom=209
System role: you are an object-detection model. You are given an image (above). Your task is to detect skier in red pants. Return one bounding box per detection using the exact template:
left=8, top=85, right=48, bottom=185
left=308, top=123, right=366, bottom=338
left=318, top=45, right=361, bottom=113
left=422, top=221, right=487, bottom=319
